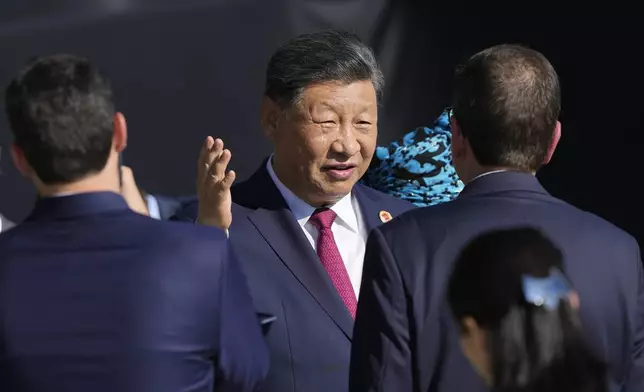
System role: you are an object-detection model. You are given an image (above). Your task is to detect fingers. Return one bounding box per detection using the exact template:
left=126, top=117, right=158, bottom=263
left=196, top=137, right=235, bottom=191
left=198, top=137, right=225, bottom=181
left=207, top=138, right=224, bottom=169
left=209, top=148, right=231, bottom=181
left=197, top=137, right=215, bottom=179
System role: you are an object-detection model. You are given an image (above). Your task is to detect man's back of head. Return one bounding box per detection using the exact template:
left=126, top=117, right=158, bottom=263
left=5, top=54, right=125, bottom=196
left=1, top=56, right=271, bottom=392
left=450, top=44, right=561, bottom=180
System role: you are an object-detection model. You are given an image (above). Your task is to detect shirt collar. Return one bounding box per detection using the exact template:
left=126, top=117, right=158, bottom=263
left=265, top=155, right=359, bottom=233
left=469, top=169, right=508, bottom=184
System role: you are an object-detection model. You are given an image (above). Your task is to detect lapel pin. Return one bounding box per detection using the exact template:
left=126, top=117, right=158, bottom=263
left=379, top=210, right=392, bottom=223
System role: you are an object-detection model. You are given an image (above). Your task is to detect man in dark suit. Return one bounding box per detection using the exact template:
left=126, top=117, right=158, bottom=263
left=176, top=30, right=414, bottom=392
left=0, top=54, right=269, bottom=392
left=349, top=44, right=644, bottom=392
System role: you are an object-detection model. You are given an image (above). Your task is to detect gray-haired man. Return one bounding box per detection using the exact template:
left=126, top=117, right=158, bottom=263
left=175, top=30, right=415, bottom=392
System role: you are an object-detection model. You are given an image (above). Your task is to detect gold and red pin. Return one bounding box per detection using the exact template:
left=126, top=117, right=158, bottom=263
left=379, top=210, right=392, bottom=223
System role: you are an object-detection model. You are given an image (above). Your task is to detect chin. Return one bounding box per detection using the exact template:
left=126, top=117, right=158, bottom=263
left=325, top=183, right=355, bottom=198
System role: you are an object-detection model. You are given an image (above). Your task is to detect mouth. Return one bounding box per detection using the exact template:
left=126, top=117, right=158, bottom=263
left=322, top=163, right=357, bottom=180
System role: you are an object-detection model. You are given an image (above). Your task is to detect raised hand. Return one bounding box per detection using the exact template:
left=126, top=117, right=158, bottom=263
left=196, top=137, right=236, bottom=230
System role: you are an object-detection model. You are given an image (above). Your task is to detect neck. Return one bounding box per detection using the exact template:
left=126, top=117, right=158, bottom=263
left=35, top=171, right=120, bottom=198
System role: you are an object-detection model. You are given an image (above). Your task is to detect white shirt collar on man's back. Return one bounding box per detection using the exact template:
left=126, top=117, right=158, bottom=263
left=469, top=169, right=509, bottom=184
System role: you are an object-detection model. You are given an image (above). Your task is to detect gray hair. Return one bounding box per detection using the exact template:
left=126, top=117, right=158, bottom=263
left=264, top=30, right=384, bottom=108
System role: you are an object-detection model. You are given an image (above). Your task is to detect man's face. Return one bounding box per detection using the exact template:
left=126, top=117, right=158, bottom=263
left=267, top=81, right=378, bottom=206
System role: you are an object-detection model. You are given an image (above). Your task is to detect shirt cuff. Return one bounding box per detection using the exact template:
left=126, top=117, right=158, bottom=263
left=195, top=217, right=229, bottom=238
left=145, top=194, right=161, bottom=220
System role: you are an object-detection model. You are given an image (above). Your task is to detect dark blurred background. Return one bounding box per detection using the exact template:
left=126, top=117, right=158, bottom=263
left=0, top=2, right=641, bottom=245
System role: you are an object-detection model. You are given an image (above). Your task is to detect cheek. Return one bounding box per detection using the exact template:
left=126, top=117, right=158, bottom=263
left=460, top=336, right=484, bottom=368
left=358, top=133, right=377, bottom=160
left=460, top=336, right=477, bottom=363
left=460, top=335, right=492, bottom=385
left=278, top=130, right=318, bottom=161
left=302, top=133, right=335, bottom=165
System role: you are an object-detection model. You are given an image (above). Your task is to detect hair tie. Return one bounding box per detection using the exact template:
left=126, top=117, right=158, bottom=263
left=521, top=267, right=573, bottom=310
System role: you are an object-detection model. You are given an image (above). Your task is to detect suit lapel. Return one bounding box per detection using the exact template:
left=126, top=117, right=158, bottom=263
left=234, top=163, right=354, bottom=339
left=353, top=184, right=385, bottom=232
left=248, top=208, right=354, bottom=338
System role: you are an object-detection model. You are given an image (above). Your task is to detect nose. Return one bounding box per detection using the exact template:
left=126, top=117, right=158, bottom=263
left=332, top=125, right=360, bottom=157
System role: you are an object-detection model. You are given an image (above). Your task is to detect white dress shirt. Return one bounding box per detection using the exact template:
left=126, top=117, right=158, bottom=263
left=145, top=194, right=161, bottom=220
left=266, top=158, right=368, bottom=297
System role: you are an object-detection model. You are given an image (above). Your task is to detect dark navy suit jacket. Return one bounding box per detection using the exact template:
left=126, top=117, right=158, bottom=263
left=349, top=171, right=644, bottom=392
left=176, top=163, right=415, bottom=392
left=0, top=192, right=269, bottom=392
left=153, top=195, right=196, bottom=221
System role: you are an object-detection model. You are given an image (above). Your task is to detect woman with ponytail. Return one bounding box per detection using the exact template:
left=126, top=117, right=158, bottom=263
left=447, top=227, right=608, bottom=392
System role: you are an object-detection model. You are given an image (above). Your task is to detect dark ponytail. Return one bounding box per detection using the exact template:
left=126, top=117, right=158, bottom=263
left=448, top=228, right=608, bottom=392
left=490, top=300, right=606, bottom=392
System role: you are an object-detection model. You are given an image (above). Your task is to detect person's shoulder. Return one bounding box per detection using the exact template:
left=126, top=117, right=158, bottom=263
left=372, top=197, right=466, bottom=245
left=559, top=202, right=638, bottom=248
left=0, top=214, right=231, bottom=269
left=144, top=216, right=228, bottom=244
left=110, top=214, right=227, bottom=257
left=136, top=217, right=233, bottom=271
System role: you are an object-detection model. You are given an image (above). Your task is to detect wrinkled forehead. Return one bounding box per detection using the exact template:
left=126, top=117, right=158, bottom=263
left=292, top=81, right=378, bottom=114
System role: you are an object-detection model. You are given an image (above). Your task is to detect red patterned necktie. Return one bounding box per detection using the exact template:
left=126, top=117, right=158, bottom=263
left=309, top=208, right=357, bottom=318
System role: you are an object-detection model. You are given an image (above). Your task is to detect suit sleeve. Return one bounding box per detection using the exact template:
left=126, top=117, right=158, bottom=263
left=169, top=201, right=230, bottom=239
left=168, top=200, right=198, bottom=222
left=349, top=227, right=413, bottom=392
left=214, top=241, right=269, bottom=392
left=626, top=241, right=644, bottom=391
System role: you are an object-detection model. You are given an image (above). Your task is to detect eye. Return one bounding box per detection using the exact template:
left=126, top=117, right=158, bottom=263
left=355, top=121, right=372, bottom=128
left=315, top=120, right=337, bottom=127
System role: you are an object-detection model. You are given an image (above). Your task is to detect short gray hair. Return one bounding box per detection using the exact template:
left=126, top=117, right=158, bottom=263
left=264, top=30, right=384, bottom=108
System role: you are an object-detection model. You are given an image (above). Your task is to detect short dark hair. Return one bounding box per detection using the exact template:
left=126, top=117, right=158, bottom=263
left=448, top=228, right=607, bottom=392
left=452, top=44, right=561, bottom=171
left=5, top=54, right=115, bottom=184
left=264, top=30, right=384, bottom=108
